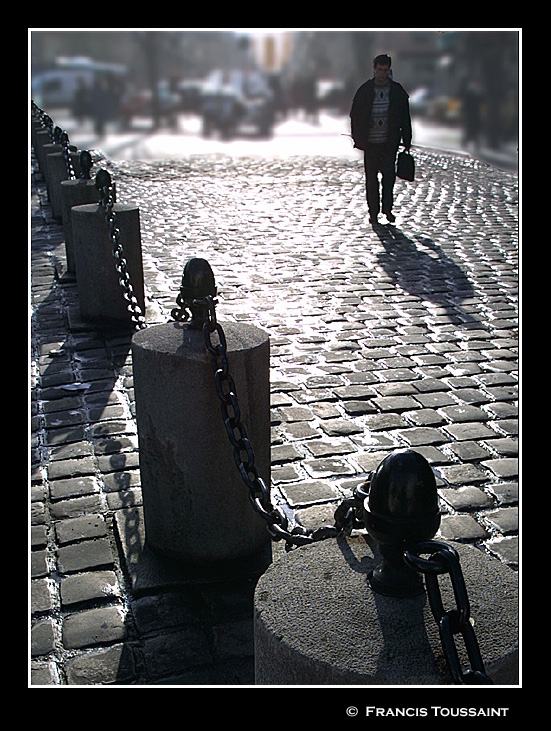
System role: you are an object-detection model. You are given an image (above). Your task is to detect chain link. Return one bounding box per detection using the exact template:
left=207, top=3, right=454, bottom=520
left=60, top=130, right=76, bottom=181
left=170, top=273, right=192, bottom=322
left=404, top=541, right=493, bottom=684
left=96, top=169, right=147, bottom=330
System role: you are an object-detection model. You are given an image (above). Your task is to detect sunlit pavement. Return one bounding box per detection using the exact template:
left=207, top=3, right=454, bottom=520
left=55, top=110, right=518, bottom=172
left=31, top=130, right=518, bottom=685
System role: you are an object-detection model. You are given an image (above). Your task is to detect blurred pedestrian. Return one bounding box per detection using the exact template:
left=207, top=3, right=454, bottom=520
left=72, top=77, right=90, bottom=127
left=302, top=75, right=318, bottom=124
left=460, top=77, right=482, bottom=149
left=91, top=76, right=110, bottom=137
left=91, top=74, right=120, bottom=137
left=350, top=54, right=412, bottom=224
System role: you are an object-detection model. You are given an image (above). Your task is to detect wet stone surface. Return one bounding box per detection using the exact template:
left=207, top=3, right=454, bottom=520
left=31, top=150, right=518, bottom=685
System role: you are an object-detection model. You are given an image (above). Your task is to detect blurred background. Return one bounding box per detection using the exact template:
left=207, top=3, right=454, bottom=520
left=30, top=29, right=519, bottom=165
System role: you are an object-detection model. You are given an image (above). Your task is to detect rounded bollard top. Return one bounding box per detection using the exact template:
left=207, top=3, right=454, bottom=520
left=363, top=449, right=441, bottom=546
left=171, top=257, right=218, bottom=328
left=181, top=257, right=217, bottom=302
left=95, top=168, right=112, bottom=191
left=79, top=150, right=93, bottom=179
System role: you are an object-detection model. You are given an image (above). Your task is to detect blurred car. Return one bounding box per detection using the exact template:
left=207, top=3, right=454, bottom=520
left=317, top=79, right=346, bottom=112
left=32, top=57, right=127, bottom=110
left=200, top=70, right=275, bottom=139
left=120, top=81, right=180, bottom=129
left=177, top=80, right=205, bottom=113
left=408, top=87, right=432, bottom=117
left=409, top=88, right=461, bottom=124
left=428, top=95, right=461, bottom=124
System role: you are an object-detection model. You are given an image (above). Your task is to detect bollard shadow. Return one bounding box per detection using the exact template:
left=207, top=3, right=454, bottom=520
left=335, top=533, right=450, bottom=683
left=31, top=163, right=260, bottom=685
left=373, top=224, right=481, bottom=328
left=31, top=277, right=195, bottom=684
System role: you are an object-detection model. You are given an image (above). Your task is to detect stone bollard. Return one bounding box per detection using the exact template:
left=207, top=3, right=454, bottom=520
left=33, top=116, right=55, bottom=173
left=31, top=116, right=44, bottom=151
left=131, top=258, right=272, bottom=581
left=254, top=450, right=519, bottom=685
left=71, top=172, right=145, bottom=328
left=254, top=535, right=519, bottom=685
left=40, top=142, right=62, bottom=188
left=60, top=152, right=101, bottom=276
left=33, top=129, right=51, bottom=172
left=45, top=148, right=82, bottom=220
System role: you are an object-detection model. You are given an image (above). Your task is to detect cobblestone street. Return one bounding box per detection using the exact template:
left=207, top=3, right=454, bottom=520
left=31, top=148, right=519, bottom=686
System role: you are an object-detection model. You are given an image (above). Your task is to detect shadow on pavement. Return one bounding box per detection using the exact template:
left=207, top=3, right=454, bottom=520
left=373, top=224, right=480, bottom=328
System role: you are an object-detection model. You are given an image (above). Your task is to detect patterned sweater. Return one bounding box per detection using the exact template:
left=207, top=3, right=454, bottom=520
left=368, top=81, right=390, bottom=144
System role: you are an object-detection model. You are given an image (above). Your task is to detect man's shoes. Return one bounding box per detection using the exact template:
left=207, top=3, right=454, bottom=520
left=369, top=211, right=379, bottom=225
left=383, top=210, right=396, bottom=223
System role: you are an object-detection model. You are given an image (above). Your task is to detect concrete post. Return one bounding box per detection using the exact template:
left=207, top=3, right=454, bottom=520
left=71, top=201, right=145, bottom=328
left=131, top=320, right=272, bottom=580
left=41, top=142, right=62, bottom=194
left=254, top=535, right=519, bottom=685
left=59, top=178, right=101, bottom=275
left=45, top=151, right=82, bottom=220
left=33, top=130, right=53, bottom=173
left=31, top=118, right=44, bottom=150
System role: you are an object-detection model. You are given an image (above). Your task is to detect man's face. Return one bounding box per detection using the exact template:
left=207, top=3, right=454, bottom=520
left=374, top=64, right=390, bottom=84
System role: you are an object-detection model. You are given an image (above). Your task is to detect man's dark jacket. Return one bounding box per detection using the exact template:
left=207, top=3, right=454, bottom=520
left=350, top=78, right=412, bottom=152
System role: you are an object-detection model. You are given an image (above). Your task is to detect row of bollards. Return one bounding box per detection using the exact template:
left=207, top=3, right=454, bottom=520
left=31, top=101, right=271, bottom=576
left=32, top=102, right=145, bottom=329
left=31, top=102, right=518, bottom=686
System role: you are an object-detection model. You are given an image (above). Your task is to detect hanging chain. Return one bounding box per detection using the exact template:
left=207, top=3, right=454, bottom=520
left=60, top=130, right=76, bottom=181
left=404, top=541, right=493, bottom=684
left=170, top=276, right=192, bottom=323
left=196, top=294, right=340, bottom=550
left=96, top=169, right=147, bottom=330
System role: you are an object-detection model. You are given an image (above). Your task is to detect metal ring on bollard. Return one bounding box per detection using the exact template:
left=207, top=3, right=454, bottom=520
left=403, top=540, right=457, bottom=574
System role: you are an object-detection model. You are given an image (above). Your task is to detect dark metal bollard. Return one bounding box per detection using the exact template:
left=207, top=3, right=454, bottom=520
left=363, top=449, right=441, bottom=597
left=131, top=258, right=272, bottom=580
left=254, top=449, right=519, bottom=685
left=60, top=151, right=101, bottom=276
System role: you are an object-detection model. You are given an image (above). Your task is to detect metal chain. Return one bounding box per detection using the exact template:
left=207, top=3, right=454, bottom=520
left=60, top=130, right=76, bottom=181
left=96, top=169, right=147, bottom=330
left=43, top=114, right=54, bottom=142
left=404, top=541, right=493, bottom=685
left=197, top=294, right=340, bottom=550
left=170, top=281, right=192, bottom=323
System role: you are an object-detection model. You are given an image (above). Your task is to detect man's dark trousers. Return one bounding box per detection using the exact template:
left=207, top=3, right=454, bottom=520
left=363, top=143, right=396, bottom=218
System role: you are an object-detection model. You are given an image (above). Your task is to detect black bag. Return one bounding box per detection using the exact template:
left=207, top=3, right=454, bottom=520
left=396, top=150, right=415, bottom=181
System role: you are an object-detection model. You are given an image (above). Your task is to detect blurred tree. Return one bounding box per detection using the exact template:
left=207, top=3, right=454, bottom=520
left=131, top=31, right=167, bottom=129
left=460, top=31, right=518, bottom=148
left=349, top=31, right=375, bottom=87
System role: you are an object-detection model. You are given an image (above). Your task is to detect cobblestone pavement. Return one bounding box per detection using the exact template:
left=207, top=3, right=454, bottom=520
left=30, top=148, right=519, bottom=686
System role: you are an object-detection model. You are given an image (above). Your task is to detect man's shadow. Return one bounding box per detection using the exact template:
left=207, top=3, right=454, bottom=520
left=373, top=224, right=480, bottom=327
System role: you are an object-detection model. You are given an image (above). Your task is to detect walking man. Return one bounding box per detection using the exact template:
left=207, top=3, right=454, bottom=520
left=350, top=54, right=412, bottom=224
